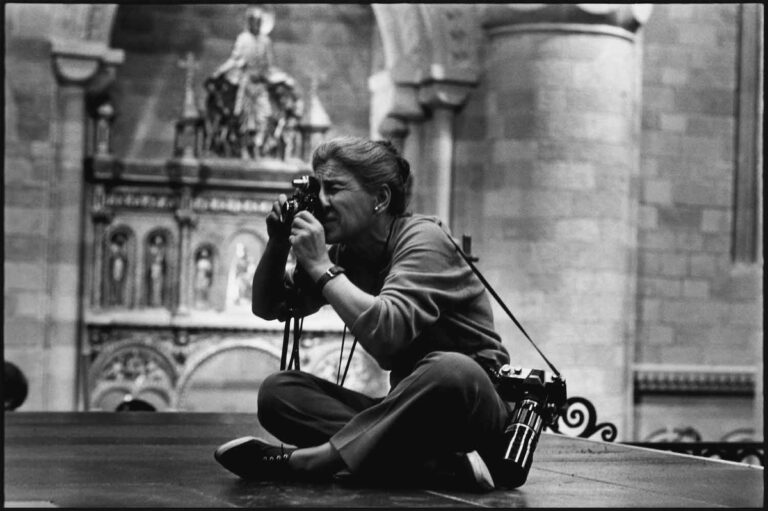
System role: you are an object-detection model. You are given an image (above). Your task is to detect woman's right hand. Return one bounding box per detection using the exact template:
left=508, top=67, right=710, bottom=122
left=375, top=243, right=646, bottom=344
left=266, top=194, right=290, bottom=240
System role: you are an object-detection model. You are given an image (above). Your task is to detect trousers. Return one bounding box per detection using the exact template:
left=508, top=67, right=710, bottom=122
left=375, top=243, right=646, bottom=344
left=257, top=351, right=510, bottom=478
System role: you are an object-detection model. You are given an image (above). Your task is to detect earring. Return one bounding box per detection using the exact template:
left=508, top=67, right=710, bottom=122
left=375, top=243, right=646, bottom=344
left=374, top=205, right=381, bottom=212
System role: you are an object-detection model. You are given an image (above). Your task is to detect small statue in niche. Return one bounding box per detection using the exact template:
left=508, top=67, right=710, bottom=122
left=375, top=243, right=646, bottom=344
left=205, top=6, right=302, bottom=160
left=228, top=242, right=255, bottom=307
left=194, top=248, right=214, bottom=308
left=147, top=234, right=167, bottom=307
left=107, top=233, right=128, bottom=306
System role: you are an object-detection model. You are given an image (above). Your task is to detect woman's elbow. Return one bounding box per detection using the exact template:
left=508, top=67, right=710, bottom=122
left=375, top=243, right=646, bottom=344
left=251, top=300, right=279, bottom=320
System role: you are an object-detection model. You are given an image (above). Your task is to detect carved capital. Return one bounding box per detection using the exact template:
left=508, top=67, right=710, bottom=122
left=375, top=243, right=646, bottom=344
left=51, top=38, right=125, bottom=87
left=482, top=4, right=653, bottom=36
left=92, top=205, right=114, bottom=225
left=174, top=208, right=198, bottom=228
left=369, top=70, right=424, bottom=123
left=379, top=116, right=409, bottom=139
left=418, top=80, right=475, bottom=111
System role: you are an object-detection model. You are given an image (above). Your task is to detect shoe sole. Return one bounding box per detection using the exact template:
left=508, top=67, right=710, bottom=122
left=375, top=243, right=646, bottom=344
left=465, top=451, right=495, bottom=492
left=214, top=436, right=257, bottom=462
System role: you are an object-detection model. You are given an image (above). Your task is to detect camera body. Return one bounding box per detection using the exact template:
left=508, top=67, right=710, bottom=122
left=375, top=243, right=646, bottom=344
left=281, top=175, right=324, bottom=224
left=494, top=365, right=567, bottom=488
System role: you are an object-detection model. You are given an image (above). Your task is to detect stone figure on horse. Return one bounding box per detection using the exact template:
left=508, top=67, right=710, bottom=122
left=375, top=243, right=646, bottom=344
left=205, top=6, right=302, bottom=160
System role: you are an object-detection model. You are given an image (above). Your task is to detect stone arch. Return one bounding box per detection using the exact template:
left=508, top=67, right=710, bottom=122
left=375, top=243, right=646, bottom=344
left=369, top=4, right=482, bottom=138
left=49, top=4, right=119, bottom=44
left=88, top=339, right=178, bottom=411
left=173, top=339, right=282, bottom=412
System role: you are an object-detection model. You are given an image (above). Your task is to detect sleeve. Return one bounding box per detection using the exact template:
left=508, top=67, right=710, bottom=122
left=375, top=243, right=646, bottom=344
left=349, top=221, right=477, bottom=369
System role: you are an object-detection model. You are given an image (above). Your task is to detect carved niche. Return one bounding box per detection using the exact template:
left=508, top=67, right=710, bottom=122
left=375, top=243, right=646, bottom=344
left=102, top=224, right=136, bottom=308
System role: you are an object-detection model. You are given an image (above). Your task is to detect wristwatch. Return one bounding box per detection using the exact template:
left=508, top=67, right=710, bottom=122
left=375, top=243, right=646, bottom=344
left=316, top=265, right=345, bottom=292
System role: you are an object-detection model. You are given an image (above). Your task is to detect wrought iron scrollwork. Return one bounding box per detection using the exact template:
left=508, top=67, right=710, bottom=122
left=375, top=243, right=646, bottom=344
left=547, top=396, right=618, bottom=442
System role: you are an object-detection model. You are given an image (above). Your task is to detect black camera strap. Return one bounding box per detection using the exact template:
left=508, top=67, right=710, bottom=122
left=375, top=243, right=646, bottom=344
left=445, top=233, right=561, bottom=378
left=281, top=311, right=302, bottom=371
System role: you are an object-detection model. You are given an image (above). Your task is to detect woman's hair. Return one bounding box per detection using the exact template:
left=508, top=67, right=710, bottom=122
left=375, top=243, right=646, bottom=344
left=311, top=136, right=412, bottom=215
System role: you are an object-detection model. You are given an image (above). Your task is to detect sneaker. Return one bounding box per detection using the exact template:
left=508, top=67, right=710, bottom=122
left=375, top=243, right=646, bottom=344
left=214, top=436, right=295, bottom=480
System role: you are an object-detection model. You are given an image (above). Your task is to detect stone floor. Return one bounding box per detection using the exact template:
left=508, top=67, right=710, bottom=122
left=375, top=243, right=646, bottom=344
left=4, top=412, right=764, bottom=508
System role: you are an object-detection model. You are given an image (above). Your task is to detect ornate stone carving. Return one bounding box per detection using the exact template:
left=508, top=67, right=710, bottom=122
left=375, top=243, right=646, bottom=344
left=101, top=225, right=135, bottom=309
left=88, top=339, right=178, bottom=411
left=191, top=196, right=273, bottom=215
left=105, top=192, right=179, bottom=211
left=227, top=242, right=257, bottom=309
left=205, top=6, right=306, bottom=161
left=146, top=232, right=170, bottom=308
left=193, top=247, right=215, bottom=309
left=174, top=53, right=205, bottom=161
left=105, top=232, right=129, bottom=306
left=94, top=102, right=115, bottom=156
left=633, top=365, right=755, bottom=395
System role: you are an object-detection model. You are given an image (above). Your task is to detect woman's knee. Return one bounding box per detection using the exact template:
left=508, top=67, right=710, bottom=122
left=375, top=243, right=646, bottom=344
left=419, top=351, right=490, bottom=392
left=257, top=371, right=303, bottom=425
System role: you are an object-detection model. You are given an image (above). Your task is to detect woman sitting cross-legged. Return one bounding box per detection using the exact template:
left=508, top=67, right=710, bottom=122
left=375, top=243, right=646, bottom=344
left=214, top=136, right=512, bottom=492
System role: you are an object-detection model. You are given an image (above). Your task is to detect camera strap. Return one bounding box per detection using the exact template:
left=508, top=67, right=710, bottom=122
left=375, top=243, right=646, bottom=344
left=445, top=233, right=561, bottom=378
left=281, top=309, right=303, bottom=371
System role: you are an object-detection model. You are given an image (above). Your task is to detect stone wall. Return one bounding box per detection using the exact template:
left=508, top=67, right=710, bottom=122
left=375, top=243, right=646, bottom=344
left=4, top=5, right=69, bottom=410
left=452, top=3, right=762, bottom=440
left=636, top=4, right=762, bottom=367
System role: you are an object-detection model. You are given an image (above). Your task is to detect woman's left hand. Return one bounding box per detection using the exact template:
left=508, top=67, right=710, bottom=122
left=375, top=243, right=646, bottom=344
left=289, top=211, right=333, bottom=281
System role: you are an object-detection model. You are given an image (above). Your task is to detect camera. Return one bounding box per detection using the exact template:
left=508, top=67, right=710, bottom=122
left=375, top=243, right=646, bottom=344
left=493, top=365, right=567, bottom=488
left=281, top=175, right=324, bottom=225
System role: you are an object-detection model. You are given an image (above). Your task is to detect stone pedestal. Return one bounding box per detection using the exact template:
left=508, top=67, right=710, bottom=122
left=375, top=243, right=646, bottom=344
left=481, top=4, right=650, bottom=438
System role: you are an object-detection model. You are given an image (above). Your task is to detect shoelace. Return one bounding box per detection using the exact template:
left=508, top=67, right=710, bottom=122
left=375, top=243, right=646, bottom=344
left=263, top=444, right=291, bottom=463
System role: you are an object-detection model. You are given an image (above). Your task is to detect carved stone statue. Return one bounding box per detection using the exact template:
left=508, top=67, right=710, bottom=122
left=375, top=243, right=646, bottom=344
left=205, top=6, right=302, bottom=160
left=228, top=242, right=255, bottom=307
left=194, top=248, right=213, bottom=308
left=147, top=235, right=167, bottom=307
left=107, top=234, right=128, bottom=306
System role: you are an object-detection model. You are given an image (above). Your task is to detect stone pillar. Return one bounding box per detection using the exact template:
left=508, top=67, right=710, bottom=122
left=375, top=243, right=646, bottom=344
left=368, top=68, right=424, bottom=151
left=481, top=4, right=650, bottom=438
left=416, top=80, right=475, bottom=223
left=174, top=186, right=197, bottom=316
left=50, top=39, right=123, bottom=410
left=90, top=183, right=113, bottom=309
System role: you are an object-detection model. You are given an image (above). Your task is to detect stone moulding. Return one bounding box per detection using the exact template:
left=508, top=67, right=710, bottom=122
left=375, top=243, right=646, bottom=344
left=485, top=22, right=637, bottom=42
left=633, top=364, right=756, bottom=396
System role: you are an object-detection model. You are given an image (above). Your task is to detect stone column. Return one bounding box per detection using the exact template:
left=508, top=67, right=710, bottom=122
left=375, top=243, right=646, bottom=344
left=481, top=4, right=650, bottom=439
left=90, top=183, right=113, bottom=309
left=50, top=39, right=123, bottom=410
left=174, top=186, right=198, bottom=316
left=416, top=80, right=475, bottom=223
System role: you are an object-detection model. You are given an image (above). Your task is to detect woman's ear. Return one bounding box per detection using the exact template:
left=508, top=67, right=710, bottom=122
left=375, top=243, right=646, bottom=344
left=374, top=185, right=392, bottom=213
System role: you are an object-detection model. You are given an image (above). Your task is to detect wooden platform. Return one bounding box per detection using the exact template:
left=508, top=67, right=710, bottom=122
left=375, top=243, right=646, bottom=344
left=4, top=412, right=764, bottom=508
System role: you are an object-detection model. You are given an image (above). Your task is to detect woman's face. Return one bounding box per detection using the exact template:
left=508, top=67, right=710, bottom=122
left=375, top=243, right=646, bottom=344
left=315, top=160, right=377, bottom=244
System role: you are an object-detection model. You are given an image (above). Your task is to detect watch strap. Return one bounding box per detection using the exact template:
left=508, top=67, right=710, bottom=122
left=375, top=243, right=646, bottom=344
left=316, top=265, right=345, bottom=292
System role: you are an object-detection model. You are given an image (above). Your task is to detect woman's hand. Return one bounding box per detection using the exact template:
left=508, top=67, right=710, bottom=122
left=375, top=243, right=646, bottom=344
left=289, top=211, right=333, bottom=281
left=266, top=194, right=290, bottom=240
